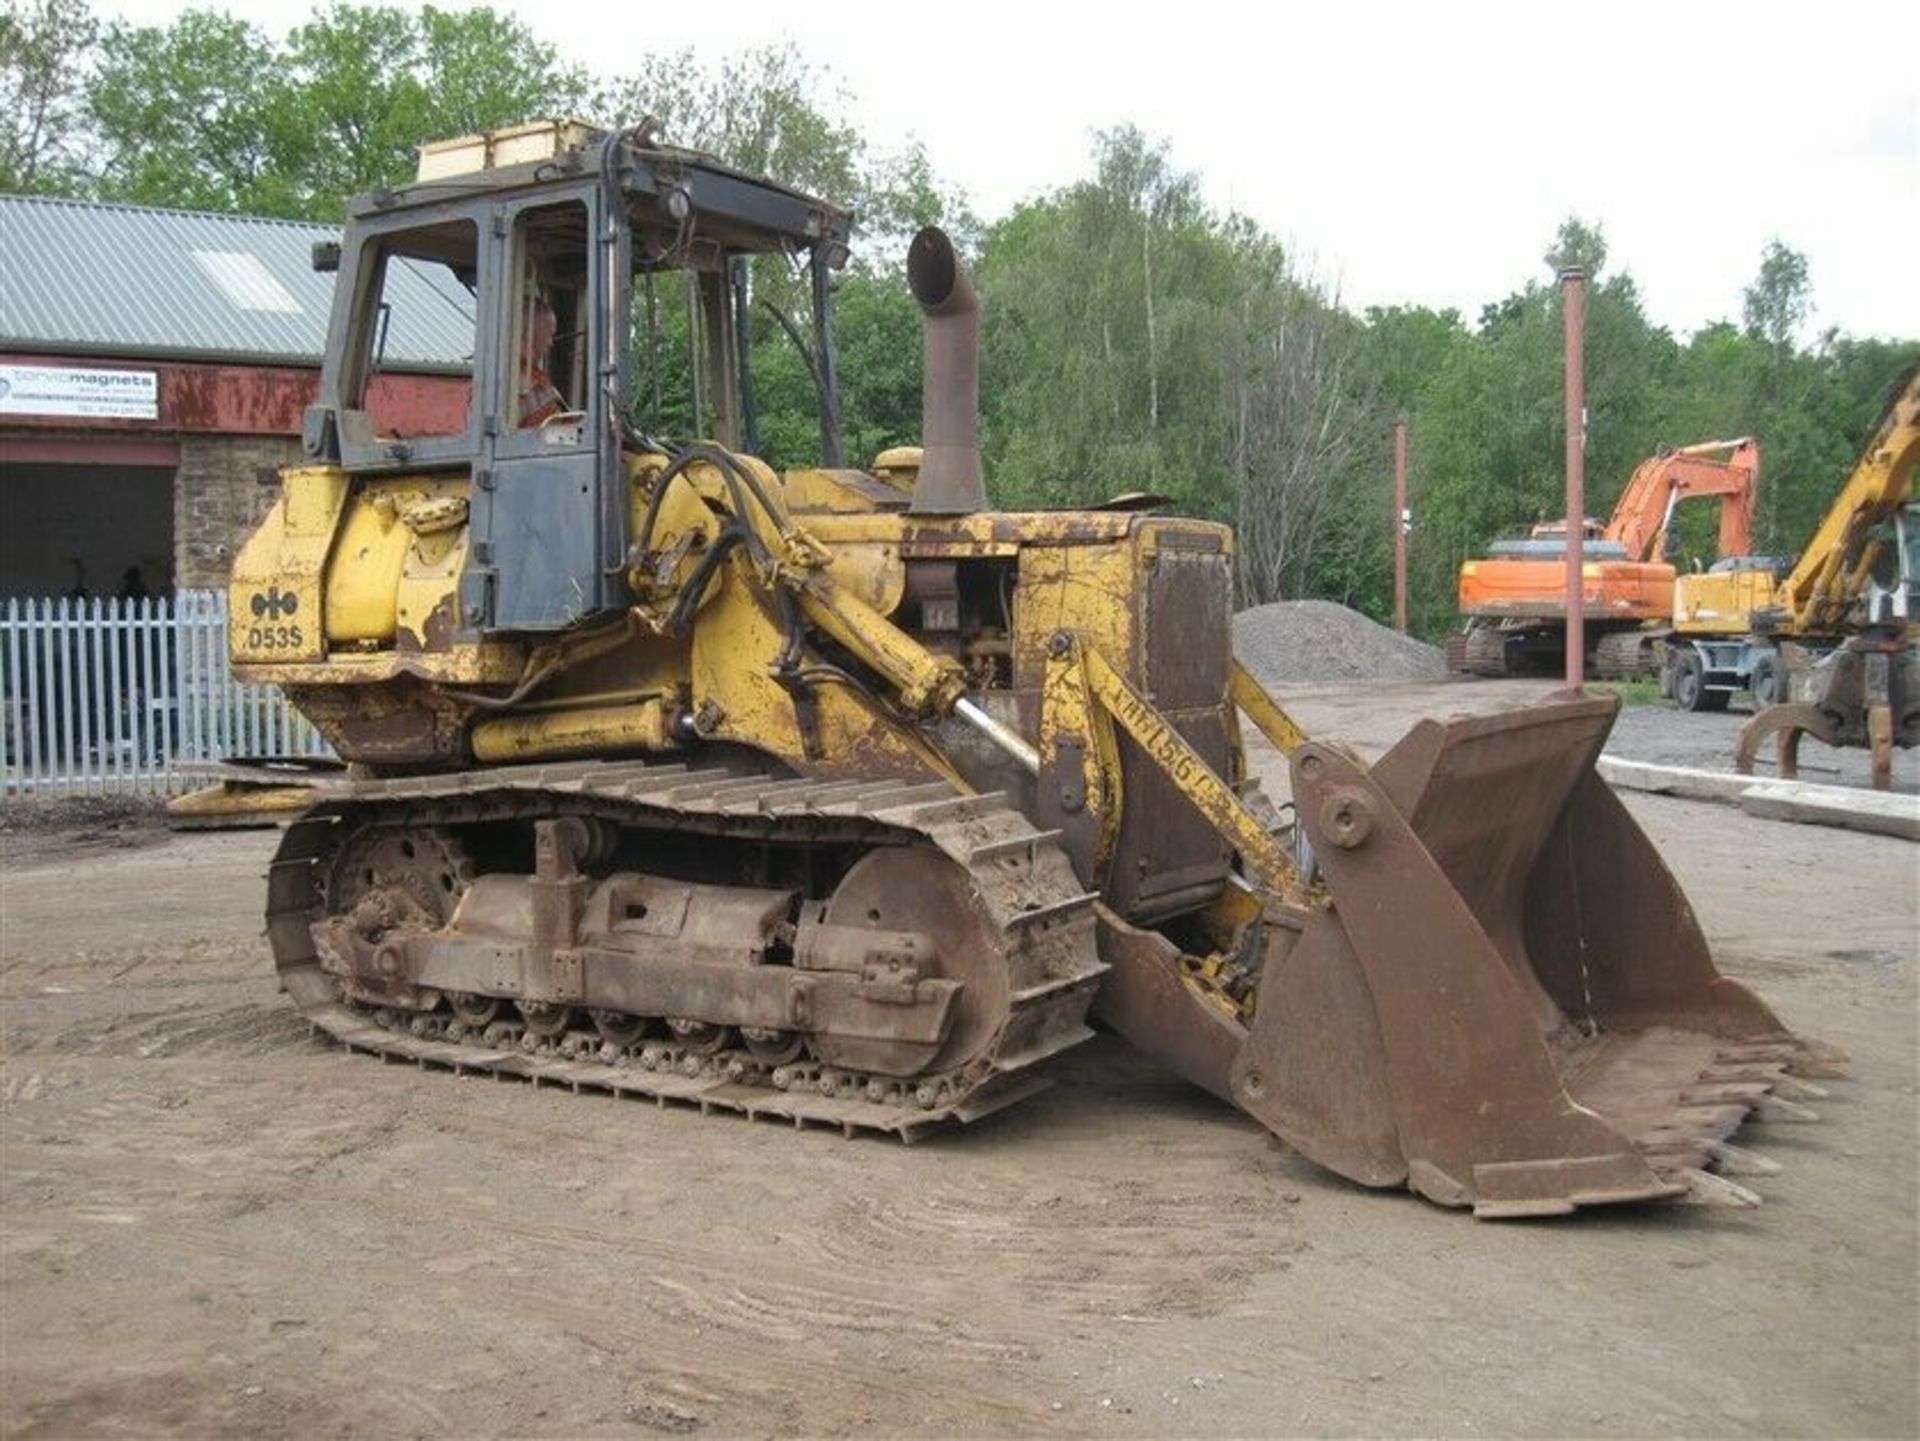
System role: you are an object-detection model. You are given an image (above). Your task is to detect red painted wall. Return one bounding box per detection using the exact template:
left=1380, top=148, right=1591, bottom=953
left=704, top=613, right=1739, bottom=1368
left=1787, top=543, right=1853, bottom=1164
left=0, top=353, right=469, bottom=439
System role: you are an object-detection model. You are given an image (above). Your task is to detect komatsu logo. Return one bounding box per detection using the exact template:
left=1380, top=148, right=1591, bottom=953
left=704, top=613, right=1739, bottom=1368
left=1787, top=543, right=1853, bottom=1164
left=251, top=587, right=299, bottom=620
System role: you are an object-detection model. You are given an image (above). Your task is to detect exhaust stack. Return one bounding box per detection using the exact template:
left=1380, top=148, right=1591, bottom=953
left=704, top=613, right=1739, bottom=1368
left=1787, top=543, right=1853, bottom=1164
left=906, top=226, right=986, bottom=514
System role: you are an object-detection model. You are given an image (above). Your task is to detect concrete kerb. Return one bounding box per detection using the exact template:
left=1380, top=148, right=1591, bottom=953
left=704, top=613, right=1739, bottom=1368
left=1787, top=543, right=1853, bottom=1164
left=1598, top=756, right=1920, bottom=841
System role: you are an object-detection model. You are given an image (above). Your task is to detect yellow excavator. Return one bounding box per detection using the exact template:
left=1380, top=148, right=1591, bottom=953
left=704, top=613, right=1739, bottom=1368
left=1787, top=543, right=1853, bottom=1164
left=226, top=120, right=1825, bottom=1218
left=1668, top=370, right=1920, bottom=787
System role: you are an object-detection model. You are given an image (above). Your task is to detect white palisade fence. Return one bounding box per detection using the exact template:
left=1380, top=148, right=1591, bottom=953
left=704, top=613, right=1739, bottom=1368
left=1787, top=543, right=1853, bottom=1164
left=1, top=590, right=331, bottom=799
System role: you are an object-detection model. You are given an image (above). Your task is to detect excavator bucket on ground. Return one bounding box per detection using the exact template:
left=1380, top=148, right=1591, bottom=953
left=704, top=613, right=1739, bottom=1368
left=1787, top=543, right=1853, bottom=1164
left=1101, top=692, right=1825, bottom=1218
left=1248, top=694, right=1820, bottom=1215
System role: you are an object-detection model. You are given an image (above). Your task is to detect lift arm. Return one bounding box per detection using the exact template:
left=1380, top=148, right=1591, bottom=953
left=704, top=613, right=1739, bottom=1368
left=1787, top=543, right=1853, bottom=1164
left=1771, top=371, right=1920, bottom=634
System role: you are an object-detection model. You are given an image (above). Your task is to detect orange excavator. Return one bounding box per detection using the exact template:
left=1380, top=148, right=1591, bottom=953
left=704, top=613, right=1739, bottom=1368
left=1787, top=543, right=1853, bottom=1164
left=1453, top=439, right=1762, bottom=678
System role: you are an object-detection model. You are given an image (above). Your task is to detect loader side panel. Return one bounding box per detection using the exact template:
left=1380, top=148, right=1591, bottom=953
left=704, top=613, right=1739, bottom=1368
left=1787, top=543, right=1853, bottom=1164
left=1011, top=518, right=1236, bottom=923
left=1115, top=532, right=1235, bottom=919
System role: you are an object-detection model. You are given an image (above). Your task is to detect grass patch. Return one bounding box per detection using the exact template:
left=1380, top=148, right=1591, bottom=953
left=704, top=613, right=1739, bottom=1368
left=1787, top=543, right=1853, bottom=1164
left=1589, top=679, right=1662, bottom=707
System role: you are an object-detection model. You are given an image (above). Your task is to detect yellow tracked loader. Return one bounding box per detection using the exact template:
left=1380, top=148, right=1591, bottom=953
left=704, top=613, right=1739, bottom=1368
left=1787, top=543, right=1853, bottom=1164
left=228, top=121, right=1826, bottom=1217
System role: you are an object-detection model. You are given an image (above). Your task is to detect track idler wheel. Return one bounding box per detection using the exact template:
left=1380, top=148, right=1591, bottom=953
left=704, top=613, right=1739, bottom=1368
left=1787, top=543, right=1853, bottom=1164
left=317, top=825, right=473, bottom=1011
left=809, top=846, right=1009, bottom=1077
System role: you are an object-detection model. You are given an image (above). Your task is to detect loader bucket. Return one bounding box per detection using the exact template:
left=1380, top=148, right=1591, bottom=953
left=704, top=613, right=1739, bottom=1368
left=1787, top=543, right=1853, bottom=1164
left=1230, top=693, right=1819, bottom=1217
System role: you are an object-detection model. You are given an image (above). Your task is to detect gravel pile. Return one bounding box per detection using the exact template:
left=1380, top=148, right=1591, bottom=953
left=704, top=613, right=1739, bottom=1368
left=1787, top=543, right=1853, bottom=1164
left=1233, top=599, right=1448, bottom=686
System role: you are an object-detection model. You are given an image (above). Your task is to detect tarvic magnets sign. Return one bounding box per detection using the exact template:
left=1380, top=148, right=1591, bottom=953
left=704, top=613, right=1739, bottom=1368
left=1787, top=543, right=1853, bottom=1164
left=0, top=364, right=159, bottom=420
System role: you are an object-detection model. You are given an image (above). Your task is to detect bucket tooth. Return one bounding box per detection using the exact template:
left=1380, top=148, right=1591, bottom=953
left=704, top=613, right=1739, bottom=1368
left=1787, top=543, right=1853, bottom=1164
left=1681, top=1082, right=1773, bottom=1107
left=1753, top=1094, right=1821, bottom=1123
left=1679, top=1167, right=1763, bottom=1209
left=1771, top=1074, right=1829, bottom=1101
left=1707, top=1140, right=1783, bottom=1177
left=1701, top=1065, right=1787, bottom=1085
left=1790, top=1041, right=1851, bottom=1079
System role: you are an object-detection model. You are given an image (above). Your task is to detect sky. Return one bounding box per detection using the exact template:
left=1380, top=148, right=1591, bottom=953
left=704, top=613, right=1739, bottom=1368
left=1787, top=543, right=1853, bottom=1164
left=103, top=0, right=1919, bottom=342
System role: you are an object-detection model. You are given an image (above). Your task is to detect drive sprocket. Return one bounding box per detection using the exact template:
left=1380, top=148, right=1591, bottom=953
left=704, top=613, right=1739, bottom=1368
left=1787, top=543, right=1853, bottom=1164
left=314, top=823, right=473, bottom=1012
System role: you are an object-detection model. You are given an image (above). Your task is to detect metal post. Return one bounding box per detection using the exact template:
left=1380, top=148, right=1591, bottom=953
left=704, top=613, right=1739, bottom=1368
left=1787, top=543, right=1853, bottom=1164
left=685, top=276, right=705, bottom=438
left=698, top=269, right=738, bottom=449
left=953, top=696, right=1040, bottom=775
left=810, top=244, right=846, bottom=468
left=1393, top=418, right=1409, bottom=633
left=644, top=270, right=662, bottom=428
left=731, top=255, right=761, bottom=456
left=1561, top=267, right=1587, bottom=693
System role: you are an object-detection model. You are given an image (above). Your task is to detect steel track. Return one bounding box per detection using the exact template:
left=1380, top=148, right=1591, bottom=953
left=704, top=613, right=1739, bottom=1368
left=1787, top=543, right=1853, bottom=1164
left=267, top=758, right=1108, bottom=1139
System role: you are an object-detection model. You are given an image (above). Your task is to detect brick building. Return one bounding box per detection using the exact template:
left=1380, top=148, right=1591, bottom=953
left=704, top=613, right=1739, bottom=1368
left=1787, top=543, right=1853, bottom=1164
left=0, top=195, right=471, bottom=598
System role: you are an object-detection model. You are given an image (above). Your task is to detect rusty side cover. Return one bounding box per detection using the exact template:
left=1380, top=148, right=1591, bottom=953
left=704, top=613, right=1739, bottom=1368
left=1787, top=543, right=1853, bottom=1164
left=1108, top=527, right=1235, bottom=921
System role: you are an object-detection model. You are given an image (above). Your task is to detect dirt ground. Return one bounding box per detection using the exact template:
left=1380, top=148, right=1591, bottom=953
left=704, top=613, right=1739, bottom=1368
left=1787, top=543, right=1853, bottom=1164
left=2, top=683, right=1915, bottom=1438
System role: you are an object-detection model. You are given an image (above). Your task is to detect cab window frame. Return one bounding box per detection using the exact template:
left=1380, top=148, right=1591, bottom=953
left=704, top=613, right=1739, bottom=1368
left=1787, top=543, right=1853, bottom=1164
left=331, top=203, right=489, bottom=475
left=492, top=187, right=603, bottom=464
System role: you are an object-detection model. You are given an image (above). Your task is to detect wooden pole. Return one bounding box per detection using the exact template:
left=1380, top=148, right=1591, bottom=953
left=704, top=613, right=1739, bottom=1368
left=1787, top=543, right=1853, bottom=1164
left=1393, top=418, right=1409, bottom=633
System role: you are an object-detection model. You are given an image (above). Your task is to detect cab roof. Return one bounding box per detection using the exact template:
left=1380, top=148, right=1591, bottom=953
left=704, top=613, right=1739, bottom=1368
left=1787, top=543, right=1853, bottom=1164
left=351, top=123, right=854, bottom=266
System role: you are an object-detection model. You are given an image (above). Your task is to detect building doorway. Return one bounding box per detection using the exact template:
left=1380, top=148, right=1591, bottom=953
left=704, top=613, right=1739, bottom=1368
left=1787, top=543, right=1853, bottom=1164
left=0, top=460, right=176, bottom=600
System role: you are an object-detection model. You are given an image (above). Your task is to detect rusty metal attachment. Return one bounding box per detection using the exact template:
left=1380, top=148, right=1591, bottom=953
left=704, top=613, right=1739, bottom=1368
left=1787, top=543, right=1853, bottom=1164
left=1227, top=695, right=1824, bottom=1216
left=1736, top=638, right=1916, bottom=790
left=1070, top=660, right=1827, bottom=1215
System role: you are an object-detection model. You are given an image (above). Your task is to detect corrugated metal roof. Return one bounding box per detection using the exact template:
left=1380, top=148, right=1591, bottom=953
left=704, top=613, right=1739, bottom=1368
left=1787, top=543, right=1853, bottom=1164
left=0, top=194, right=474, bottom=371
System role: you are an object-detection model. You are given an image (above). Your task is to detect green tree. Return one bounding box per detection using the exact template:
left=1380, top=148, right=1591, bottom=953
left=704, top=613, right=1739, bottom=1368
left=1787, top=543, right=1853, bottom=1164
left=1306, top=306, right=1471, bottom=617
left=980, top=126, right=1239, bottom=514
left=602, top=41, right=969, bottom=467
left=85, top=2, right=587, bottom=219
left=268, top=3, right=587, bottom=219
left=271, top=3, right=433, bottom=214
left=86, top=8, right=281, bottom=212
left=1544, top=215, right=1608, bottom=276
left=1743, top=240, right=1811, bottom=348
left=0, top=0, right=96, bottom=193
left=417, top=4, right=582, bottom=141
left=978, top=126, right=1369, bottom=602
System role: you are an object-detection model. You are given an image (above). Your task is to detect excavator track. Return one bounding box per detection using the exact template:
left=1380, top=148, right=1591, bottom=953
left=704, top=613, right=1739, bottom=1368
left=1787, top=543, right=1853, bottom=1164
left=266, top=759, right=1107, bottom=1139
left=1457, top=621, right=1526, bottom=677
left=1590, top=628, right=1662, bottom=680
left=1454, top=623, right=1660, bottom=682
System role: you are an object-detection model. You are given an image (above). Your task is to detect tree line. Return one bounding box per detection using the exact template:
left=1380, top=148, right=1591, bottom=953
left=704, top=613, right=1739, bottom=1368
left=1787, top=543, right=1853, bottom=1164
left=5, top=0, right=1913, bottom=634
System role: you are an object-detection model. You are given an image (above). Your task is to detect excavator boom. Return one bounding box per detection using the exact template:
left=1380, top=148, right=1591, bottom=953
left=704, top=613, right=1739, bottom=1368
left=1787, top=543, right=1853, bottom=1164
left=1727, top=370, right=1920, bottom=784
left=1771, top=375, right=1919, bottom=633
left=1607, top=438, right=1759, bottom=563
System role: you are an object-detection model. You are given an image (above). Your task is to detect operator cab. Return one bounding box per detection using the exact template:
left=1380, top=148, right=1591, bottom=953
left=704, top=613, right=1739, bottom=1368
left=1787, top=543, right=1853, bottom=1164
left=305, top=118, right=854, bottom=633
left=1866, top=499, right=1920, bottom=626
